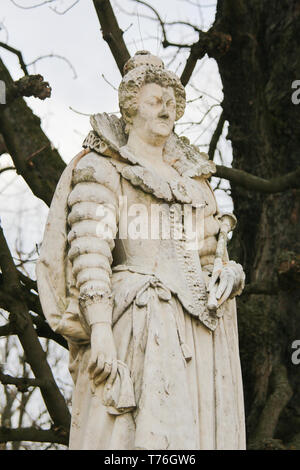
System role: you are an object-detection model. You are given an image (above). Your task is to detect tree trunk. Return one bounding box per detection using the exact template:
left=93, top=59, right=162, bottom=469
left=215, top=0, right=300, bottom=449
left=0, top=58, right=66, bottom=206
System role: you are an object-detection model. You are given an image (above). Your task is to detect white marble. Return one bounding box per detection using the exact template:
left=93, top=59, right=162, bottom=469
left=37, top=51, right=246, bottom=450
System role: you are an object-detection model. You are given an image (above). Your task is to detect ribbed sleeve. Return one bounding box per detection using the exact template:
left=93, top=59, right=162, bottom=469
left=67, top=152, right=120, bottom=326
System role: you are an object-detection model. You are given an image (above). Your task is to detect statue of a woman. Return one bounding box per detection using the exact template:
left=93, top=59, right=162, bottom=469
left=37, top=51, right=246, bottom=450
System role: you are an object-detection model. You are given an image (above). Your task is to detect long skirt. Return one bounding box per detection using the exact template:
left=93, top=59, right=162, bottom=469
left=68, top=273, right=246, bottom=450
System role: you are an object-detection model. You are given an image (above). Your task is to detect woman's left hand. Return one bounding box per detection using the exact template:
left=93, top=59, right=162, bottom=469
left=212, top=265, right=236, bottom=304
left=208, top=261, right=245, bottom=310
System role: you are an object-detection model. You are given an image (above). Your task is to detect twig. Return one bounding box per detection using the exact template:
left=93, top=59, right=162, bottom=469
left=69, top=106, right=91, bottom=116
left=194, top=114, right=218, bottom=143
left=208, top=110, right=225, bottom=160
left=177, top=103, right=220, bottom=127
left=101, top=73, right=118, bottom=91
left=0, top=21, right=9, bottom=43
left=10, top=0, right=56, bottom=9
left=188, top=82, right=222, bottom=103
left=181, top=0, right=216, bottom=8
left=129, top=0, right=167, bottom=43
left=49, top=0, right=80, bottom=15
left=26, top=54, right=77, bottom=79
left=0, top=41, right=28, bottom=75
left=26, top=144, right=50, bottom=167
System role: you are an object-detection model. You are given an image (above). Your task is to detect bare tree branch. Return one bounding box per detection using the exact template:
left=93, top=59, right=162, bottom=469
left=0, top=270, right=67, bottom=348
left=129, top=0, right=197, bottom=50
left=0, top=21, right=9, bottom=44
left=0, top=426, right=68, bottom=445
left=250, top=364, right=293, bottom=445
left=120, top=1, right=203, bottom=33
left=0, top=323, right=15, bottom=337
left=0, top=166, right=15, bottom=175
left=93, top=0, right=130, bottom=75
left=26, top=54, right=77, bottom=79
left=0, top=225, right=71, bottom=430
left=0, top=134, right=7, bottom=155
left=215, top=165, right=300, bottom=194
left=0, top=370, right=45, bottom=392
left=49, top=0, right=80, bottom=15
left=130, top=0, right=168, bottom=43
left=10, top=0, right=56, bottom=9
left=101, top=73, right=118, bottom=91
left=208, top=110, right=225, bottom=160
left=30, top=314, right=68, bottom=349
left=181, top=29, right=232, bottom=86
left=182, top=0, right=217, bottom=8
left=0, top=41, right=28, bottom=75
left=18, top=271, right=38, bottom=294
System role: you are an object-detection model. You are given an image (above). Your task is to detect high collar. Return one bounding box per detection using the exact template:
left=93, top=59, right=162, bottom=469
left=83, top=113, right=216, bottom=177
left=82, top=113, right=216, bottom=205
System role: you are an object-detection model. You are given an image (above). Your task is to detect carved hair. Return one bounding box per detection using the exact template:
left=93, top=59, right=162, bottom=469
left=119, top=64, right=186, bottom=133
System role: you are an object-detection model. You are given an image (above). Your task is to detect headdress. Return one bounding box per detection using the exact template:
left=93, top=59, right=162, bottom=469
left=119, top=50, right=186, bottom=126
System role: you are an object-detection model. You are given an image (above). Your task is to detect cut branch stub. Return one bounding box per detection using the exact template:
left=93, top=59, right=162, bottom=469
left=205, top=30, right=232, bottom=58
left=6, top=75, right=51, bottom=105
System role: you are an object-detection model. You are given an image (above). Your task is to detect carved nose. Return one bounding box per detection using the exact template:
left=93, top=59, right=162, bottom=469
left=158, top=104, right=169, bottom=119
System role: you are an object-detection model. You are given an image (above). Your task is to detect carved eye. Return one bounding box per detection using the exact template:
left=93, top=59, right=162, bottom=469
left=167, top=100, right=176, bottom=109
left=147, top=98, right=159, bottom=106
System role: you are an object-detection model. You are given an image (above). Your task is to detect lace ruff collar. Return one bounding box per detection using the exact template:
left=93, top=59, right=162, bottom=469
left=82, top=113, right=216, bottom=205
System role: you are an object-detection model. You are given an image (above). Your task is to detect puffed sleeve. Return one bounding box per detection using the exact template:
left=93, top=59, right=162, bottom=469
left=67, top=152, right=121, bottom=328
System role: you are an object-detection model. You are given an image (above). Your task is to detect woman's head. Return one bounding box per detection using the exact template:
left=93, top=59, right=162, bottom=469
left=119, top=51, right=186, bottom=135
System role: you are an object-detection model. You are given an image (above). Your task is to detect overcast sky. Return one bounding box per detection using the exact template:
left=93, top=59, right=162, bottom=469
left=0, top=0, right=232, bottom=270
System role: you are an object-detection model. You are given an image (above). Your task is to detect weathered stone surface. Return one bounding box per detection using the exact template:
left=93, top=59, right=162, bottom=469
left=37, top=51, right=245, bottom=450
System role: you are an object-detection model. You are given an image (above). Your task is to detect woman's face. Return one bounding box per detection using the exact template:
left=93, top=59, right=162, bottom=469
left=130, top=82, right=176, bottom=145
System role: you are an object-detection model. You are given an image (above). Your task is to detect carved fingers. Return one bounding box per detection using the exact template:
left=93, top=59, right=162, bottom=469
left=209, top=265, right=236, bottom=307
left=88, top=323, right=117, bottom=388
left=215, top=267, right=235, bottom=303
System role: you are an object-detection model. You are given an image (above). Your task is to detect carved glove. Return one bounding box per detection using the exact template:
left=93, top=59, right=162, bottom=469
left=215, top=260, right=245, bottom=303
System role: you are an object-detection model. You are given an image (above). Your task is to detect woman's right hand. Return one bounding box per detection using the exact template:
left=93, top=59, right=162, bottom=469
left=88, top=323, right=117, bottom=387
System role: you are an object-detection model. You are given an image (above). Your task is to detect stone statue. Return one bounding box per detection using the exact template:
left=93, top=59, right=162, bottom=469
left=36, top=51, right=246, bottom=450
